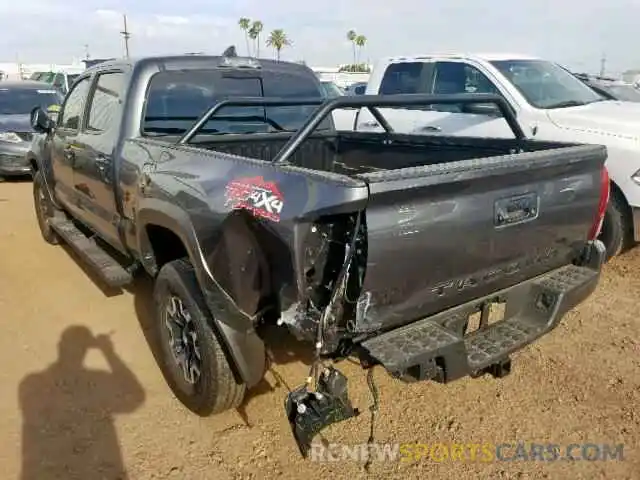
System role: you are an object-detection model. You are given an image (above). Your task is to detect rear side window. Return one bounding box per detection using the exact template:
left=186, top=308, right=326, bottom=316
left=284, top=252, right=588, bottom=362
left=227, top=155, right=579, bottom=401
left=379, top=62, right=430, bottom=95
left=143, top=68, right=326, bottom=136
left=86, top=72, right=125, bottom=135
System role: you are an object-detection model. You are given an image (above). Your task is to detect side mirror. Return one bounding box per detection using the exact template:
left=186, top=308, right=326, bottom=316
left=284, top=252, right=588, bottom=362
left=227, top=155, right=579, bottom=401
left=464, top=102, right=502, bottom=117
left=30, top=106, right=54, bottom=134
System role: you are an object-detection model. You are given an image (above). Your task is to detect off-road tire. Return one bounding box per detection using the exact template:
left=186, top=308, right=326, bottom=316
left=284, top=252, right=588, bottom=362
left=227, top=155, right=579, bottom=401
left=32, top=171, right=59, bottom=245
left=153, top=258, right=246, bottom=415
left=599, top=191, right=632, bottom=261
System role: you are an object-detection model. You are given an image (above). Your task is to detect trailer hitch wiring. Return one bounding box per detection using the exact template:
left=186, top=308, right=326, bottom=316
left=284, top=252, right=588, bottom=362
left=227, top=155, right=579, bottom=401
left=284, top=211, right=364, bottom=458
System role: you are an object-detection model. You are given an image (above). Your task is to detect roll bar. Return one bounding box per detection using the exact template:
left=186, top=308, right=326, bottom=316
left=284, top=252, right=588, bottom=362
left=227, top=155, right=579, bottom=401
left=177, top=93, right=525, bottom=165
left=177, top=97, right=394, bottom=144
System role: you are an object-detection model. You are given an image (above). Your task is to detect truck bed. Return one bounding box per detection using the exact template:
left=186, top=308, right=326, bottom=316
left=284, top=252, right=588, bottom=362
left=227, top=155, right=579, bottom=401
left=186, top=130, right=569, bottom=176
left=126, top=94, right=606, bottom=381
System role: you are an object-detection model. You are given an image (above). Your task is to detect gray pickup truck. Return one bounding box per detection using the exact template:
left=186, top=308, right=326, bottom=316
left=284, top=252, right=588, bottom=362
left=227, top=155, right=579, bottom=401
left=28, top=50, right=609, bottom=456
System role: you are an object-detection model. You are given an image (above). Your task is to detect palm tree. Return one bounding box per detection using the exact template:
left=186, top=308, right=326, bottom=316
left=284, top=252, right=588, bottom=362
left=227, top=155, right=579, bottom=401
left=355, top=34, right=367, bottom=64
left=249, top=20, right=264, bottom=58
left=266, top=29, right=292, bottom=61
left=238, top=17, right=252, bottom=56
left=346, top=30, right=357, bottom=64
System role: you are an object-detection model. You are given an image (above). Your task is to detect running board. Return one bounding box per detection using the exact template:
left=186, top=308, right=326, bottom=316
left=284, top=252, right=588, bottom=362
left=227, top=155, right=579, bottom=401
left=360, top=263, right=600, bottom=383
left=50, top=217, right=133, bottom=288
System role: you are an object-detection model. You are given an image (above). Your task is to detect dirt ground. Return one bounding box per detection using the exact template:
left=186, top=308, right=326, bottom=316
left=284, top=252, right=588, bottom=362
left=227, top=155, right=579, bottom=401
left=1, top=178, right=639, bottom=480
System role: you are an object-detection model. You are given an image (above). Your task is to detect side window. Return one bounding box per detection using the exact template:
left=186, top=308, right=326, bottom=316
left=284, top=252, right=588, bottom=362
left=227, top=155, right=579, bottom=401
left=53, top=73, right=65, bottom=90
left=58, top=77, right=91, bottom=130
left=432, top=62, right=502, bottom=113
left=379, top=62, right=430, bottom=95
left=262, top=71, right=327, bottom=131
left=86, top=72, right=125, bottom=134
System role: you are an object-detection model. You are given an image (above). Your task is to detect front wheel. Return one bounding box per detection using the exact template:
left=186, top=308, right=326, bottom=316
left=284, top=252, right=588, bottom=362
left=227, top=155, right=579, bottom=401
left=153, top=258, right=247, bottom=416
left=598, top=192, right=631, bottom=261
left=32, top=171, right=59, bottom=245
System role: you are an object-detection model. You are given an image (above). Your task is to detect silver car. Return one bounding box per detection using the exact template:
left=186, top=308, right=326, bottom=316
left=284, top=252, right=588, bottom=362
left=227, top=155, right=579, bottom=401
left=0, top=81, right=62, bottom=179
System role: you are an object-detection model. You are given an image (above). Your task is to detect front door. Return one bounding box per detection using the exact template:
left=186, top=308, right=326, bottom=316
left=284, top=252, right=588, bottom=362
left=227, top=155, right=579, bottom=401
left=50, top=76, right=92, bottom=213
left=411, top=61, right=515, bottom=138
left=71, top=71, right=126, bottom=251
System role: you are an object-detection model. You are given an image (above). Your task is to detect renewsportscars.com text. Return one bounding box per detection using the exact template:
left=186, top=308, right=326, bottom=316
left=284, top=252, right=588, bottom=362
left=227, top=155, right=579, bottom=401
left=309, top=442, right=625, bottom=463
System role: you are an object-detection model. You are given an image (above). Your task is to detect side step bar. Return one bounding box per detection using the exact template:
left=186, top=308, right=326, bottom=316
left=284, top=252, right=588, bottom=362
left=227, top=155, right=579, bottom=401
left=50, top=217, right=133, bottom=288
left=360, top=261, right=602, bottom=383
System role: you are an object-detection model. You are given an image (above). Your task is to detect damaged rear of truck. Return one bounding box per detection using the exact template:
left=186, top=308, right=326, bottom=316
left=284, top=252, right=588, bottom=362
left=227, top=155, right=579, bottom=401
left=133, top=93, right=609, bottom=455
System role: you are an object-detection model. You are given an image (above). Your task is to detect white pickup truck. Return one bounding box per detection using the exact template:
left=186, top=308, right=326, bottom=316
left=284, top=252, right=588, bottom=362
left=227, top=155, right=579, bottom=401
left=333, top=53, right=640, bottom=260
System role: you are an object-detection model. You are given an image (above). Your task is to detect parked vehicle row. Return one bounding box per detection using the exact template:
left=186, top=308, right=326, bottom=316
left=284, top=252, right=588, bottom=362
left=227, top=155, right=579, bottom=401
left=331, top=53, right=640, bottom=260
left=25, top=50, right=608, bottom=457
left=29, top=70, right=82, bottom=95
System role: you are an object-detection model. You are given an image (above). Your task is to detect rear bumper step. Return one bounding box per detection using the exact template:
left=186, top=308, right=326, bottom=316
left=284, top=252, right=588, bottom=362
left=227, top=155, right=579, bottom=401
left=360, top=242, right=605, bottom=383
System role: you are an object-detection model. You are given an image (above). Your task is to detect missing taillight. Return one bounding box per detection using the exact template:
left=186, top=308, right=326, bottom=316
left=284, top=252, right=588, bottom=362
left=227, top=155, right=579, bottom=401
left=588, top=166, right=610, bottom=240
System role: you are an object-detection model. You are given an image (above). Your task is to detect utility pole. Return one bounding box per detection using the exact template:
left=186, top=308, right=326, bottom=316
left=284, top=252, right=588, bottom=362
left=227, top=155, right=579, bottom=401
left=84, top=44, right=90, bottom=60
left=599, top=52, right=606, bottom=77
left=120, top=14, right=131, bottom=58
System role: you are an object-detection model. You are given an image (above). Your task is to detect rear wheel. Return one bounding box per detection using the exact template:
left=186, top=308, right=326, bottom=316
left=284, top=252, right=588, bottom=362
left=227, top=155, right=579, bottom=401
left=153, top=258, right=246, bottom=415
left=32, top=171, right=59, bottom=245
left=598, top=191, right=631, bottom=261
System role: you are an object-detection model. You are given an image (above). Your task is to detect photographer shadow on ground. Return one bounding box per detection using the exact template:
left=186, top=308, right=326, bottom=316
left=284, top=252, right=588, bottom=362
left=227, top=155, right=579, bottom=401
left=18, top=325, right=146, bottom=480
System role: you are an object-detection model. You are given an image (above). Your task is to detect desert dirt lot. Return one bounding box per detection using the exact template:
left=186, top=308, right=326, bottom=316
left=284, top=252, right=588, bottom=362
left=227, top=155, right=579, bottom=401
left=1, top=178, right=639, bottom=480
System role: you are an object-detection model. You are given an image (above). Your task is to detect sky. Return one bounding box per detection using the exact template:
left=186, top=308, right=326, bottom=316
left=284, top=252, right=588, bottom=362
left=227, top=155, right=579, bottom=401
left=2, top=0, right=639, bottom=74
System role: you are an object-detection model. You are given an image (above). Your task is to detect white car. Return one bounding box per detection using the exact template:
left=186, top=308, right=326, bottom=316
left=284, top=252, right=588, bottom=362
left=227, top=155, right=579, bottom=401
left=342, top=53, right=640, bottom=260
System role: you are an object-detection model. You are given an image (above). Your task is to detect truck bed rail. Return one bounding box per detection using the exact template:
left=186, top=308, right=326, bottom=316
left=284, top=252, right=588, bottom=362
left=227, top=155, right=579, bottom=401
left=177, top=93, right=526, bottom=166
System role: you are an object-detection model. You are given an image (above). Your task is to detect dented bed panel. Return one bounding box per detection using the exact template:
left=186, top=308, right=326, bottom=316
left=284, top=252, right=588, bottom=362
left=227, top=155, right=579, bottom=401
left=127, top=138, right=369, bottom=321
left=353, top=145, right=606, bottom=333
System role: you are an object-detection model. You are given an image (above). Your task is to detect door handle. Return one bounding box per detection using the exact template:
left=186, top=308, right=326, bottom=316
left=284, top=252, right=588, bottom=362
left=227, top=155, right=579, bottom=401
left=417, top=125, right=442, bottom=132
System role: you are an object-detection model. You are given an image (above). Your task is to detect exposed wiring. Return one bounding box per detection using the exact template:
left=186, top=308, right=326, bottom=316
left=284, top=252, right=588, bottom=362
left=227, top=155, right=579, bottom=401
left=308, top=212, right=363, bottom=388
left=364, top=366, right=380, bottom=472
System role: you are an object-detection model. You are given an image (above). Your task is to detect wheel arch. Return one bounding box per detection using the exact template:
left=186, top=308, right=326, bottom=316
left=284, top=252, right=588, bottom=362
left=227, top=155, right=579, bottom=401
left=137, top=199, right=266, bottom=388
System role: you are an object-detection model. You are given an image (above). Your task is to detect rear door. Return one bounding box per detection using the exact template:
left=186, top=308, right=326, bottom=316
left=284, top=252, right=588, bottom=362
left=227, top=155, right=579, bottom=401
left=355, top=61, right=435, bottom=132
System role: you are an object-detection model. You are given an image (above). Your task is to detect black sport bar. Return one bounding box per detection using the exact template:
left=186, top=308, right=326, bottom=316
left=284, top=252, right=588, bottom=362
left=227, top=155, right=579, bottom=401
left=272, top=93, right=525, bottom=164
left=177, top=97, right=396, bottom=144
left=177, top=93, right=526, bottom=164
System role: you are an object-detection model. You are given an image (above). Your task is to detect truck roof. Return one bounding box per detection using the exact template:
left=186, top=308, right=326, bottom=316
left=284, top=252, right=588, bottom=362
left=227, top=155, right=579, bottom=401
left=382, top=52, right=542, bottom=63
left=84, top=54, right=315, bottom=77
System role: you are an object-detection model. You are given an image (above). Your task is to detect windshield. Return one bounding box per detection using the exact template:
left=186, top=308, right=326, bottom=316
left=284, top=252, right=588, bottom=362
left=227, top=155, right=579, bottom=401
left=143, top=69, right=328, bottom=137
left=321, top=81, right=344, bottom=98
left=30, top=72, right=56, bottom=84
left=598, top=84, right=640, bottom=102
left=491, top=59, right=604, bottom=109
left=0, top=88, right=62, bottom=115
